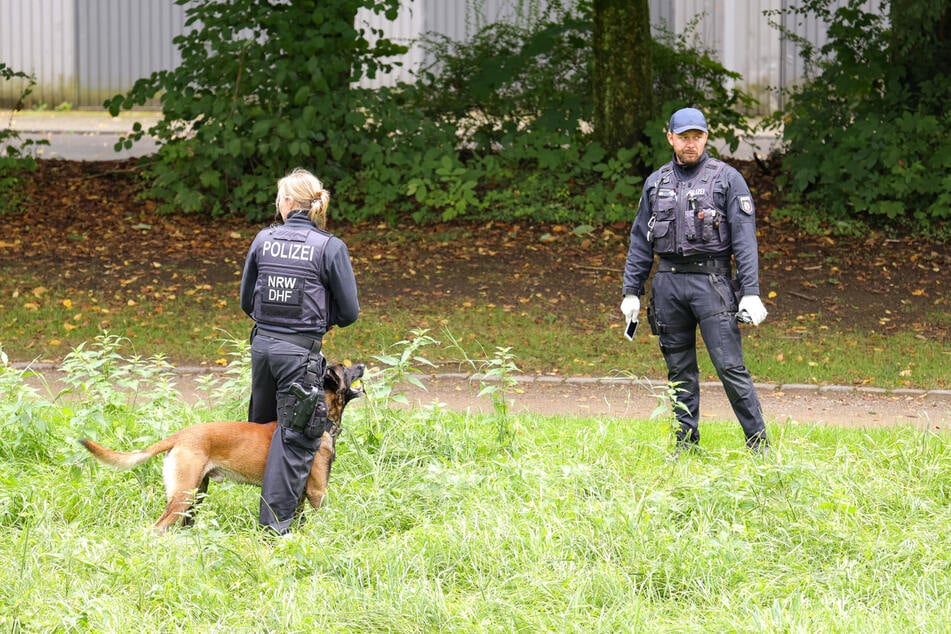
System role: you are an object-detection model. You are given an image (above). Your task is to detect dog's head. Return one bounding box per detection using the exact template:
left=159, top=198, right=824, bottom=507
left=323, top=363, right=365, bottom=439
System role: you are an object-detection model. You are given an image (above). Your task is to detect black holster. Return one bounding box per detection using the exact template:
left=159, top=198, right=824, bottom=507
left=647, top=302, right=660, bottom=336
left=286, top=382, right=328, bottom=439
left=277, top=383, right=327, bottom=439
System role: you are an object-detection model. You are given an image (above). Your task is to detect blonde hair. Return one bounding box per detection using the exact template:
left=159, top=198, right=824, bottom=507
left=276, top=167, right=331, bottom=229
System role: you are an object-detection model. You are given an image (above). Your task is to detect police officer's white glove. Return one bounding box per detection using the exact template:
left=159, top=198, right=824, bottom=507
left=620, top=295, right=640, bottom=322
left=738, top=295, right=768, bottom=326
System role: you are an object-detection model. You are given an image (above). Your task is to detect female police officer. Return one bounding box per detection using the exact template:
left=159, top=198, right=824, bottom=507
left=240, top=167, right=359, bottom=534
left=621, top=108, right=769, bottom=458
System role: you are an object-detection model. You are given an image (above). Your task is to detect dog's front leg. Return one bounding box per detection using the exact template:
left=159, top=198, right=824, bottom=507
left=303, top=435, right=335, bottom=510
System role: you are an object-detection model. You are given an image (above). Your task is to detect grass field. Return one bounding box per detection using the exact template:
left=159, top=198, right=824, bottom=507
left=1, top=342, right=948, bottom=632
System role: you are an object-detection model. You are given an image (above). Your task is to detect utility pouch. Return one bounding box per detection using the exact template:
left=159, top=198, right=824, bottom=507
left=701, top=210, right=715, bottom=242
left=304, top=399, right=328, bottom=440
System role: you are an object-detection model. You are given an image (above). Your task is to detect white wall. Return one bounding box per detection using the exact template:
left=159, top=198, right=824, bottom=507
left=1, top=0, right=883, bottom=112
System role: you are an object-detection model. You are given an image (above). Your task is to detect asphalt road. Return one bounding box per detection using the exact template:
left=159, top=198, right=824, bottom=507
left=3, top=109, right=782, bottom=162
left=2, top=110, right=161, bottom=160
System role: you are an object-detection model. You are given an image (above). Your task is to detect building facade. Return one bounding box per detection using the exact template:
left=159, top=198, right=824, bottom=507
left=0, top=0, right=881, bottom=113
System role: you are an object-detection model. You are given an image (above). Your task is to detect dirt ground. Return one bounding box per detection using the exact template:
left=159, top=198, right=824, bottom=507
left=4, top=157, right=950, bottom=429
left=3, top=158, right=948, bottom=339
left=21, top=366, right=950, bottom=431
left=393, top=375, right=950, bottom=430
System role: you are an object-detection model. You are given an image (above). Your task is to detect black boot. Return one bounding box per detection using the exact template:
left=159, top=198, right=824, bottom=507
left=747, top=432, right=770, bottom=456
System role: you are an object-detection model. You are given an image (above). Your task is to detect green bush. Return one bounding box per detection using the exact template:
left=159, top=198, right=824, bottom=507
left=768, top=0, right=951, bottom=234
left=105, top=0, right=405, bottom=220
left=0, top=63, right=48, bottom=215
left=336, top=6, right=756, bottom=225
left=105, top=2, right=755, bottom=225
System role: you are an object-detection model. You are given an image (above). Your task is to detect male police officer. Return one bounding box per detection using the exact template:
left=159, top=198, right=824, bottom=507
left=621, top=108, right=769, bottom=457
left=240, top=168, right=359, bottom=534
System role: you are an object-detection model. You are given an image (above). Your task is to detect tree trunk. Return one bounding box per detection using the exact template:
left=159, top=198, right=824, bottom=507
left=592, top=0, right=653, bottom=154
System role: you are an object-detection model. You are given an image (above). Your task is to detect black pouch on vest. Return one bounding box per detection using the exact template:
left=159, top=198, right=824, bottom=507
left=701, top=211, right=716, bottom=242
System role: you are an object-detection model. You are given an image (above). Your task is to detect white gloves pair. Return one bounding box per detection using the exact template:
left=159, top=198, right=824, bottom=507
left=738, top=295, right=768, bottom=325
left=620, top=295, right=640, bottom=322
left=619, top=294, right=768, bottom=326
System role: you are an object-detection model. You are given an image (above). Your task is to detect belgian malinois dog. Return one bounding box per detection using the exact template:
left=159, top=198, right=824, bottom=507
left=80, top=363, right=364, bottom=534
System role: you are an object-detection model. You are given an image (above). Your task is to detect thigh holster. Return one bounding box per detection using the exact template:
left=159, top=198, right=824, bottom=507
left=283, top=383, right=329, bottom=439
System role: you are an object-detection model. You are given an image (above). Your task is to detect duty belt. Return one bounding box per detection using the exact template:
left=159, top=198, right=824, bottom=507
left=657, top=258, right=731, bottom=275
left=254, top=326, right=322, bottom=354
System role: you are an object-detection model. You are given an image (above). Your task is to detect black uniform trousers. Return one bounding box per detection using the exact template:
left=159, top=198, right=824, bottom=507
left=249, top=333, right=325, bottom=535
left=649, top=271, right=767, bottom=448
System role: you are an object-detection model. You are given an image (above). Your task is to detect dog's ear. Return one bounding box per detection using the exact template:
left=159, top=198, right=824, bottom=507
left=323, top=365, right=342, bottom=393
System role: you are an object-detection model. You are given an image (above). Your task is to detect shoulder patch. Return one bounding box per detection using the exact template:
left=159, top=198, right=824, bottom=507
left=739, top=196, right=754, bottom=215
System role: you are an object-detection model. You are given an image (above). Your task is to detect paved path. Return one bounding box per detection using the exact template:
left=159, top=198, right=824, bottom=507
left=2, top=110, right=161, bottom=160
left=397, top=373, right=950, bottom=430
left=2, top=110, right=782, bottom=161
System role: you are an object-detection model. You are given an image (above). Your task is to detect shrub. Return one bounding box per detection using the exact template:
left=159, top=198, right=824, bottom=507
left=768, top=0, right=951, bottom=234
left=105, top=0, right=405, bottom=221
left=0, top=63, right=48, bottom=215
left=337, top=6, right=756, bottom=225
left=104, top=2, right=756, bottom=226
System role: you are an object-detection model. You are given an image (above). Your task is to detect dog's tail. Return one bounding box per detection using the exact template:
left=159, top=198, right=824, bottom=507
left=79, top=436, right=177, bottom=470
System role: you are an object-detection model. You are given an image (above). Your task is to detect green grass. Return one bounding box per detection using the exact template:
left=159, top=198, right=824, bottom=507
left=0, top=350, right=949, bottom=631
left=2, top=271, right=949, bottom=389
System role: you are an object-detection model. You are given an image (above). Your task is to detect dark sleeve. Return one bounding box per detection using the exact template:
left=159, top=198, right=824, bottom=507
left=724, top=169, right=760, bottom=296
left=622, top=179, right=657, bottom=297
left=239, top=236, right=261, bottom=317
left=322, top=237, right=360, bottom=328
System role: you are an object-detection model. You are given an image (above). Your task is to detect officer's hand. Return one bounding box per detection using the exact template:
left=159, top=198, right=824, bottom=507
left=738, top=295, right=768, bottom=326
left=620, top=295, right=640, bottom=322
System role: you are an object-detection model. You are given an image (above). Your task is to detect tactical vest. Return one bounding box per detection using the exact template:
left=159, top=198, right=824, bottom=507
left=648, top=157, right=731, bottom=258
left=250, top=223, right=330, bottom=333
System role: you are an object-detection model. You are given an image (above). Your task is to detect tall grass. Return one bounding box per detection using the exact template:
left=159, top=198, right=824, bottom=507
left=0, top=340, right=948, bottom=632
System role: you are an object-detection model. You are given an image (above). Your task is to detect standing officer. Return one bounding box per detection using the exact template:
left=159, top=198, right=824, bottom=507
left=621, top=107, right=769, bottom=457
left=240, top=167, right=360, bottom=534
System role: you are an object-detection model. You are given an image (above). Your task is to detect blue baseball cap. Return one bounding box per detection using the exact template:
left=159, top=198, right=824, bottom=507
left=668, top=108, right=708, bottom=134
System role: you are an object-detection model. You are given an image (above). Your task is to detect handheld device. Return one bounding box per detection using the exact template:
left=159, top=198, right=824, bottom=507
left=736, top=310, right=753, bottom=324
left=624, top=318, right=638, bottom=340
